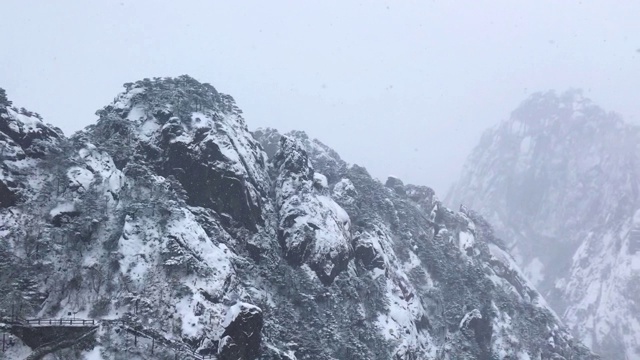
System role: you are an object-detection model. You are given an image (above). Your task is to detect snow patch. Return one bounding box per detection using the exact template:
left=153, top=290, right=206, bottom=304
left=459, top=309, right=481, bottom=330
left=78, top=146, right=125, bottom=197
left=317, top=195, right=350, bottom=231
left=7, top=108, right=44, bottom=133
left=83, top=346, right=105, bottom=360
left=523, top=257, right=545, bottom=287
left=50, top=202, right=75, bottom=217
left=176, top=295, right=204, bottom=338
left=166, top=209, right=234, bottom=290
left=517, top=350, right=532, bottom=360
left=313, top=172, right=328, bottom=188
left=126, top=105, right=146, bottom=122
left=458, top=230, right=475, bottom=257
left=137, top=118, right=160, bottom=141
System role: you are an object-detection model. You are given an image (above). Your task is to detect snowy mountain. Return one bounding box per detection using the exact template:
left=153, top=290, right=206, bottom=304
left=448, top=89, right=640, bottom=359
left=0, top=79, right=596, bottom=359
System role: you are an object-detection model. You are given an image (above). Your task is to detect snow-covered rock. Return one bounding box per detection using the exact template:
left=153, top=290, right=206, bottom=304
left=273, top=136, right=352, bottom=285
left=92, top=76, right=270, bottom=231
left=0, top=81, right=597, bottom=359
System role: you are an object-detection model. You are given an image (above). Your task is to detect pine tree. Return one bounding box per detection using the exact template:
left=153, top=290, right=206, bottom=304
left=0, top=87, right=11, bottom=107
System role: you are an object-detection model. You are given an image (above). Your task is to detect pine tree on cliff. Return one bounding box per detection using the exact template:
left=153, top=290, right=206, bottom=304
left=0, top=87, right=12, bottom=107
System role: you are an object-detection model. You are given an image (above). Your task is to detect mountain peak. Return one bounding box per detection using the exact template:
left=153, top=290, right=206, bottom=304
left=506, top=89, right=623, bottom=139
left=98, top=75, right=238, bottom=118
left=450, top=90, right=640, bottom=358
left=1, top=82, right=598, bottom=359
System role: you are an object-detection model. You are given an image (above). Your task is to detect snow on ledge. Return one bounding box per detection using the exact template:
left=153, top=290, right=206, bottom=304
left=50, top=202, right=76, bottom=217
left=459, top=309, right=482, bottom=330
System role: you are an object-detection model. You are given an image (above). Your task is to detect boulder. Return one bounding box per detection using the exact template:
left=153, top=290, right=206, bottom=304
left=218, top=303, right=263, bottom=360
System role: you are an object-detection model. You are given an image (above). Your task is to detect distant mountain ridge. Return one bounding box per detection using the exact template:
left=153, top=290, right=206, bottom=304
left=448, top=89, right=640, bottom=359
left=0, top=78, right=596, bottom=359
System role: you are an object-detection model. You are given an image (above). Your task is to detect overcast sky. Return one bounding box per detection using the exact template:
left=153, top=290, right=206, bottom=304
left=1, top=1, right=639, bottom=196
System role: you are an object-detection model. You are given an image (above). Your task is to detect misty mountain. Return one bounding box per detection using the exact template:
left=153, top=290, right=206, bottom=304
left=448, top=90, right=640, bottom=359
left=0, top=77, right=595, bottom=359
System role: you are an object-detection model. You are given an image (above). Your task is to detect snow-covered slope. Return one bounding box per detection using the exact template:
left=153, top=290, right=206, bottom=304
left=0, top=80, right=596, bottom=359
left=448, top=89, right=640, bottom=359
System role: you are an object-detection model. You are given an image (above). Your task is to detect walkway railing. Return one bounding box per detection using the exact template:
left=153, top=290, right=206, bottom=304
left=23, top=318, right=96, bottom=327
left=1, top=317, right=216, bottom=359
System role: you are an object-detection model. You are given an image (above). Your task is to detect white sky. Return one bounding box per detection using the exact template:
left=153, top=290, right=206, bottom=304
left=1, top=1, right=639, bottom=196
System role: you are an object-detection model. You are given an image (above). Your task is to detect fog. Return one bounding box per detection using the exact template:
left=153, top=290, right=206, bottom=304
left=1, top=0, right=639, bottom=195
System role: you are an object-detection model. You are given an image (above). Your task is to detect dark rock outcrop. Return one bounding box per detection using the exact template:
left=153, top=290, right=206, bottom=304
left=0, top=180, right=17, bottom=207
left=218, top=303, right=263, bottom=360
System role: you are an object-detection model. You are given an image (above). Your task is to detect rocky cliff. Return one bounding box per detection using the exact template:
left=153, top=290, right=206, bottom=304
left=0, top=79, right=595, bottom=359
